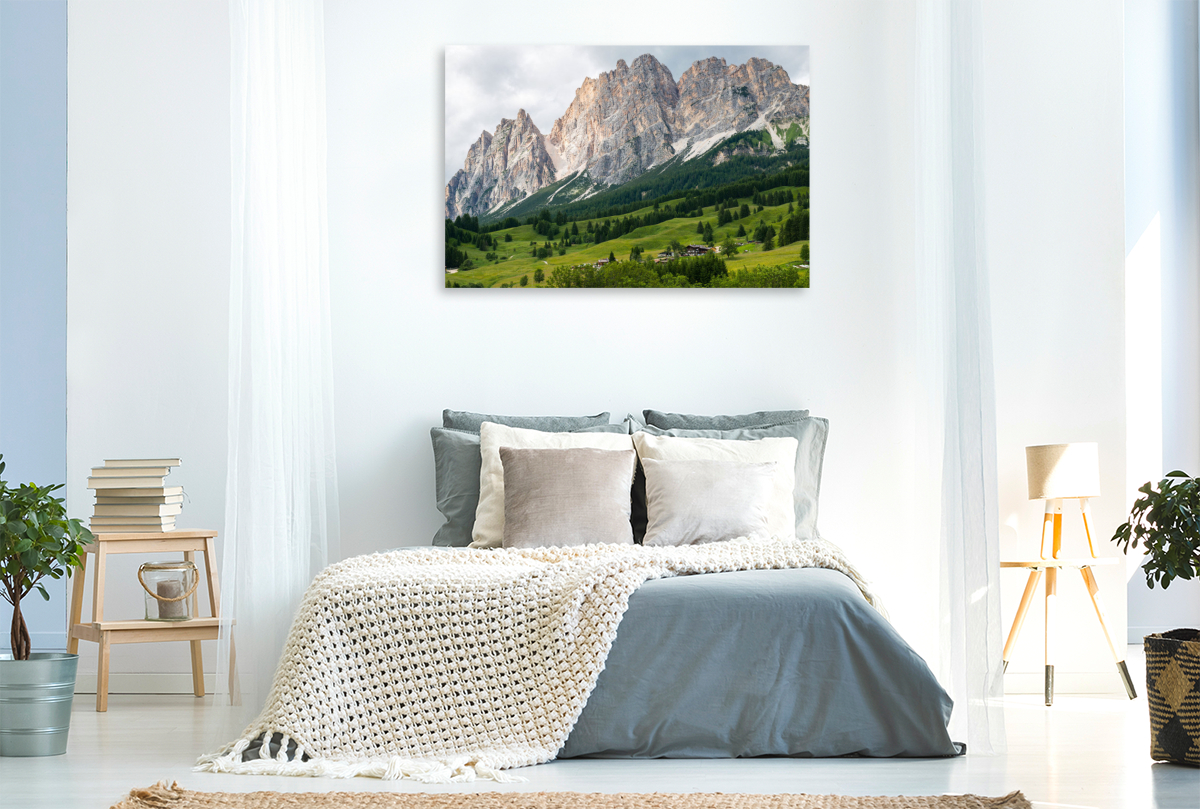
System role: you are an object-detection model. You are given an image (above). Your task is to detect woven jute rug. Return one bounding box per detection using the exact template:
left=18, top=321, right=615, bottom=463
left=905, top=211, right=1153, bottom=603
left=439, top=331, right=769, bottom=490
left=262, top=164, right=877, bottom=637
left=111, top=781, right=1031, bottom=809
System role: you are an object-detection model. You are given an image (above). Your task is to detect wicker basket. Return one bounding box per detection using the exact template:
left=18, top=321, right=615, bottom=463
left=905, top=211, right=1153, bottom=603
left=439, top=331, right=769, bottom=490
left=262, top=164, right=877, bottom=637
left=1145, top=629, right=1200, bottom=766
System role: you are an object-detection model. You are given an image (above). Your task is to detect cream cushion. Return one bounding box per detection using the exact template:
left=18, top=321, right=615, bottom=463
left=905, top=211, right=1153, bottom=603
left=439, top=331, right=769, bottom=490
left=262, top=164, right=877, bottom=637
left=501, top=447, right=637, bottom=548
left=470, top=422, right=635, bottom=549
left=641, top=458, right=777, bottom=546
left=632, top=431, right=798, bottom=541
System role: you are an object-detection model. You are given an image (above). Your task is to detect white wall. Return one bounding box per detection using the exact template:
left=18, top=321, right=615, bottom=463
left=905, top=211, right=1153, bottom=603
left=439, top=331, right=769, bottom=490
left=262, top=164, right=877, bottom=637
left=985, top=0, right=1131, bottom=690
left=65, top=0, right=1133, bottom=693
left=324, top=0, right=938, bottom=649
left=66, top=0, right=230, bottom=688
left=1123, top=0, right=1200, bottom=641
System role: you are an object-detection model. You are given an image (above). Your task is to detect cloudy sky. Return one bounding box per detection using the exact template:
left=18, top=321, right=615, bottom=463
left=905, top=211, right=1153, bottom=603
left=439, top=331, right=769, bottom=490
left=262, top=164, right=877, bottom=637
left=445, top=46, right=810, bottom=184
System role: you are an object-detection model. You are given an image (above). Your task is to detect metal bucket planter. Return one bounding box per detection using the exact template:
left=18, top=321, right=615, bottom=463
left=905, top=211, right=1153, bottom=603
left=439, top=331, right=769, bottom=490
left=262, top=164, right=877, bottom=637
left=0, top=652, right=79, bottom=756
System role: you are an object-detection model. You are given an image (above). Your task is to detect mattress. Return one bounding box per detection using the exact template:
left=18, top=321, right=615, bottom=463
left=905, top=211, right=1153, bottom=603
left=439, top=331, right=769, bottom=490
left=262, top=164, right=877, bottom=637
left=559, top=567, right=960, bottom=759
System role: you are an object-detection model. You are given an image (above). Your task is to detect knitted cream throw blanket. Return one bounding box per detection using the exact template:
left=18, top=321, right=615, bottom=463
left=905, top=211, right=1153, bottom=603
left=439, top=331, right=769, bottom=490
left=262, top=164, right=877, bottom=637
left=196, top=536, right=878, bottom=783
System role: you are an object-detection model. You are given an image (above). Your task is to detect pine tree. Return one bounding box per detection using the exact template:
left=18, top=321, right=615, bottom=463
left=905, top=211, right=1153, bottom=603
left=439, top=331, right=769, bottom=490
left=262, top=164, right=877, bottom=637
left=608, top=251, right=616, bottom=263
left=737, top=223, right=746, bottom=238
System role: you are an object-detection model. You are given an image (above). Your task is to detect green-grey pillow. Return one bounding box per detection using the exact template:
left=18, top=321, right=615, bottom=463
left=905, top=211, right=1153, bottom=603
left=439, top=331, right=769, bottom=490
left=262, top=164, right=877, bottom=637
left=640, top=417, right=828, bottom=540
left=431, top=427, right=483, bottom=547
left=431, top=422, right=630, bottom=547
left=443, top=409, right=611, bottom=433
left=642, top=409, right=810, bottom=430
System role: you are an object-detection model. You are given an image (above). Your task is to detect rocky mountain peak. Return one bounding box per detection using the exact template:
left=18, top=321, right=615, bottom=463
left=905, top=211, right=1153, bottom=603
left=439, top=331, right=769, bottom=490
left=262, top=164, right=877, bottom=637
left=445, top=110, right=556, bottom=220
left=447, top=54, right=809, bottom=219
left=548, top=52, right=679, bottom=185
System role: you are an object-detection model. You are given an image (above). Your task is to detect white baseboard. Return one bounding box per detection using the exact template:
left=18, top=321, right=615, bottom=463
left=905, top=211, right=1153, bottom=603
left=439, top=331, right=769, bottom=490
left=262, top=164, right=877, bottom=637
left=76, top=672, right=1129, bottom=696
left=1128, top=625, right=1191, bottom=643
left=28, top=632, right=67, bottom=652
left=73, top=671, right=218, bottom=695
left=1004, top=671, right=1127, bottom=695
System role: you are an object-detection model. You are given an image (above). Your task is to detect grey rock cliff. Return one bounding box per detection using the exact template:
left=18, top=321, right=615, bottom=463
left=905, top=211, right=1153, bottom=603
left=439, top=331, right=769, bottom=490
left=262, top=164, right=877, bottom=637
left=447, top=55, right=809, bottom=219
left=548, top=54, right=680, bottom=186
left=445, top=109, right=557, bottom=220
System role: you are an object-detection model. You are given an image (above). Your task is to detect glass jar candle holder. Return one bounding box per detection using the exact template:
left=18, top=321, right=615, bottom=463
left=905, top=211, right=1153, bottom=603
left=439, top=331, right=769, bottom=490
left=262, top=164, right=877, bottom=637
left=138, top=561, right=198, bottom=621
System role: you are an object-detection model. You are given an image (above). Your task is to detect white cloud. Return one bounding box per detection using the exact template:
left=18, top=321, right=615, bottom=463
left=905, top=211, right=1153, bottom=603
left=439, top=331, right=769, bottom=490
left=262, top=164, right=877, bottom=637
left=444, top=45, right=809, bottom=185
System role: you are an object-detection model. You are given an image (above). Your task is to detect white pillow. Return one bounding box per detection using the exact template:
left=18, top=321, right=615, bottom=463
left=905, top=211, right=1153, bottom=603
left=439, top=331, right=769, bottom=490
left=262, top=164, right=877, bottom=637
left=632, top=431, right=798, bottom=541
left=641, top=458, right=777, bottom=546
left=470, top=422, right=635, bottom=549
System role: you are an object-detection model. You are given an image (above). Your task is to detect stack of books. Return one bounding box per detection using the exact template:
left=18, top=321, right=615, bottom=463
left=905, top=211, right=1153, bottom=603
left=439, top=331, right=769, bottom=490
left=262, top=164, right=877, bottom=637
left=87, top=459, right=184, bottom=533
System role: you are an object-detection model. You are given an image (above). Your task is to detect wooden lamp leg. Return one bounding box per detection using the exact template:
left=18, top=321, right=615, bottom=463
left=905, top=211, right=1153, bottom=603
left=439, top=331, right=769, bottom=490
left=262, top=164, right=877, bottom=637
left=1039, top=501, right=1054, bottom=559
left=1080, top=498, right=1098, bottom=558
left=1045, top=565, right=1057, bottom=706
left=1079, top=566, right=1137, bottom=699
left=1003, top=569, right=1044, bottom=673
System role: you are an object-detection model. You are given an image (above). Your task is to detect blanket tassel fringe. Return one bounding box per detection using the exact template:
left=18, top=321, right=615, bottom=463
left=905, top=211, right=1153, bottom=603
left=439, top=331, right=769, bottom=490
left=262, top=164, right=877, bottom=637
left=193, top=731, right=526, bottom=783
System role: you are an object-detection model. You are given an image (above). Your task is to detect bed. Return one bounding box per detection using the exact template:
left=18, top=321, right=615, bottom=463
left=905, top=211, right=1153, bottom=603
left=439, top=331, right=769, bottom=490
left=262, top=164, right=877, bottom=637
left=199, top=408, right=961, bottom=781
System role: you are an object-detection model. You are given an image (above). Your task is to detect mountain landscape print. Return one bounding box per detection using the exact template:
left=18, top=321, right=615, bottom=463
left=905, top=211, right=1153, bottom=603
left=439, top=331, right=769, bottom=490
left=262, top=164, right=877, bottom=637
left=444, top=46, right=810, bottom=289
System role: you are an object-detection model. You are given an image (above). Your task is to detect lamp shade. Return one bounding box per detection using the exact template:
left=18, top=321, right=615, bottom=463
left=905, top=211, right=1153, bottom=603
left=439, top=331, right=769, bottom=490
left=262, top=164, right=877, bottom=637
left=1026, top=443, right=1100, bottom=500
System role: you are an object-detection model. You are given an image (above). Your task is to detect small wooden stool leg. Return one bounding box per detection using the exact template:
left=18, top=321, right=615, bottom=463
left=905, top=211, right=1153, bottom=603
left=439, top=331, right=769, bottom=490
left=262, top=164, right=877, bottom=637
left=189, top=640, right=205, bottom=697
left=1079, top=566, right=1138, bottom=699
left=67, top=555, right=88, bottom=655
left=203, top=536, right=237, bottom=699
left=96, top=633, right=110, bottom=712
left=1003, top=569, right=1043, bottom=672
left=228, top=637, right=240, bottom=704
left=91, top=544, right=107, bottom=623
left=1044, top=566, right=1057, bottom=706
left=184, top=550, right=205, bottom=697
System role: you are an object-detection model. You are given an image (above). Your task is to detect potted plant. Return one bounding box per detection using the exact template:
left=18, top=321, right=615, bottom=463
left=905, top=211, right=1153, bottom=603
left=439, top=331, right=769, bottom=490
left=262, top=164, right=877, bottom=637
left=0, top=453, right=93, bottom=756
left=1112, top=470, right=1200, bottom=767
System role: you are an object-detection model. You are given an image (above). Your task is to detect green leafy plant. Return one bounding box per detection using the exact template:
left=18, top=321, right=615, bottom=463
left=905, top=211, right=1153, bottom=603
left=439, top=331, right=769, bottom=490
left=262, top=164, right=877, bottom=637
left=1112, top=470, right=1200, bottom=590
left=0, top=454, right=93, bottom=660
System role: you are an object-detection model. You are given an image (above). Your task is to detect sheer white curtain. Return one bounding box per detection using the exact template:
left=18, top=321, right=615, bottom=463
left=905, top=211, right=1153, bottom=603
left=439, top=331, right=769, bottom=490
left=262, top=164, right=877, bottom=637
left=216, top=0, right=339, bottom=720
left=914, top=0, right=1006, bottom=754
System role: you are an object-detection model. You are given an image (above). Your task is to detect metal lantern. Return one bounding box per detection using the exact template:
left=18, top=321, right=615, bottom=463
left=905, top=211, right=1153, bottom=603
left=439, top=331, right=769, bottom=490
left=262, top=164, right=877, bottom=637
left=138, top=560, right=198, bottom=621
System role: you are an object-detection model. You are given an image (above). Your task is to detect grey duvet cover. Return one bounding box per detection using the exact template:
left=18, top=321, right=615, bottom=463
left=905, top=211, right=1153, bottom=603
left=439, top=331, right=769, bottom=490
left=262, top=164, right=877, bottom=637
left=559, top=567, right=960, bottom=759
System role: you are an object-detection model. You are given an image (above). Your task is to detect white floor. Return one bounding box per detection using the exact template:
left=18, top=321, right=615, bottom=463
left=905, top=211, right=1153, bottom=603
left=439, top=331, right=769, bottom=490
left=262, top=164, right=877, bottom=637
left=2, top=646, right=1196, bottom=809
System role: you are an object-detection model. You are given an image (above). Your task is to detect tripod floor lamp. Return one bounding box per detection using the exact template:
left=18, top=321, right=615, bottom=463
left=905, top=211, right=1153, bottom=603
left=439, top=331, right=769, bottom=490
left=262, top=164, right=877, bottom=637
left=1001, top=442, right=1138, bottom=705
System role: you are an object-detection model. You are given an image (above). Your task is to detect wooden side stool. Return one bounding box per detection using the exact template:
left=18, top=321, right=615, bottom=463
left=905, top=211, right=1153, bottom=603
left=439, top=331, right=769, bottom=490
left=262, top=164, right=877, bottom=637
left=67, top=530, right=234, bottom=711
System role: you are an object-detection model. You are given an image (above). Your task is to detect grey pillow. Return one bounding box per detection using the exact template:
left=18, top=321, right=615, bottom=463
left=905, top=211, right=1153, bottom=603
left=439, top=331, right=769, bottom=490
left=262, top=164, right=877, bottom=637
left=641, top=417, right=829, bottom=540
left=500, top=447, right=636, bottom=549
left=641, top=458, right=776, bottom=546
left=431, top=422, right=631, bottom=547
left=443, top=409, right=611, bottom=433
left=642, top=409, right=810, bottom=431
left=431, top=427, right=483, bottom=547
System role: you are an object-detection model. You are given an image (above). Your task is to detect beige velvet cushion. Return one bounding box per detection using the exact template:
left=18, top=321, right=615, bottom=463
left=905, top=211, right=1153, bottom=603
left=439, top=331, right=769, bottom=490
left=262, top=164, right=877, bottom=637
left=471, top=422, right=635, bottom=549
left=632, top=431, right=798, bottom=540
left=641, top=458, right=777, bottom=546
left=500, top=447, right=637, bottom=548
